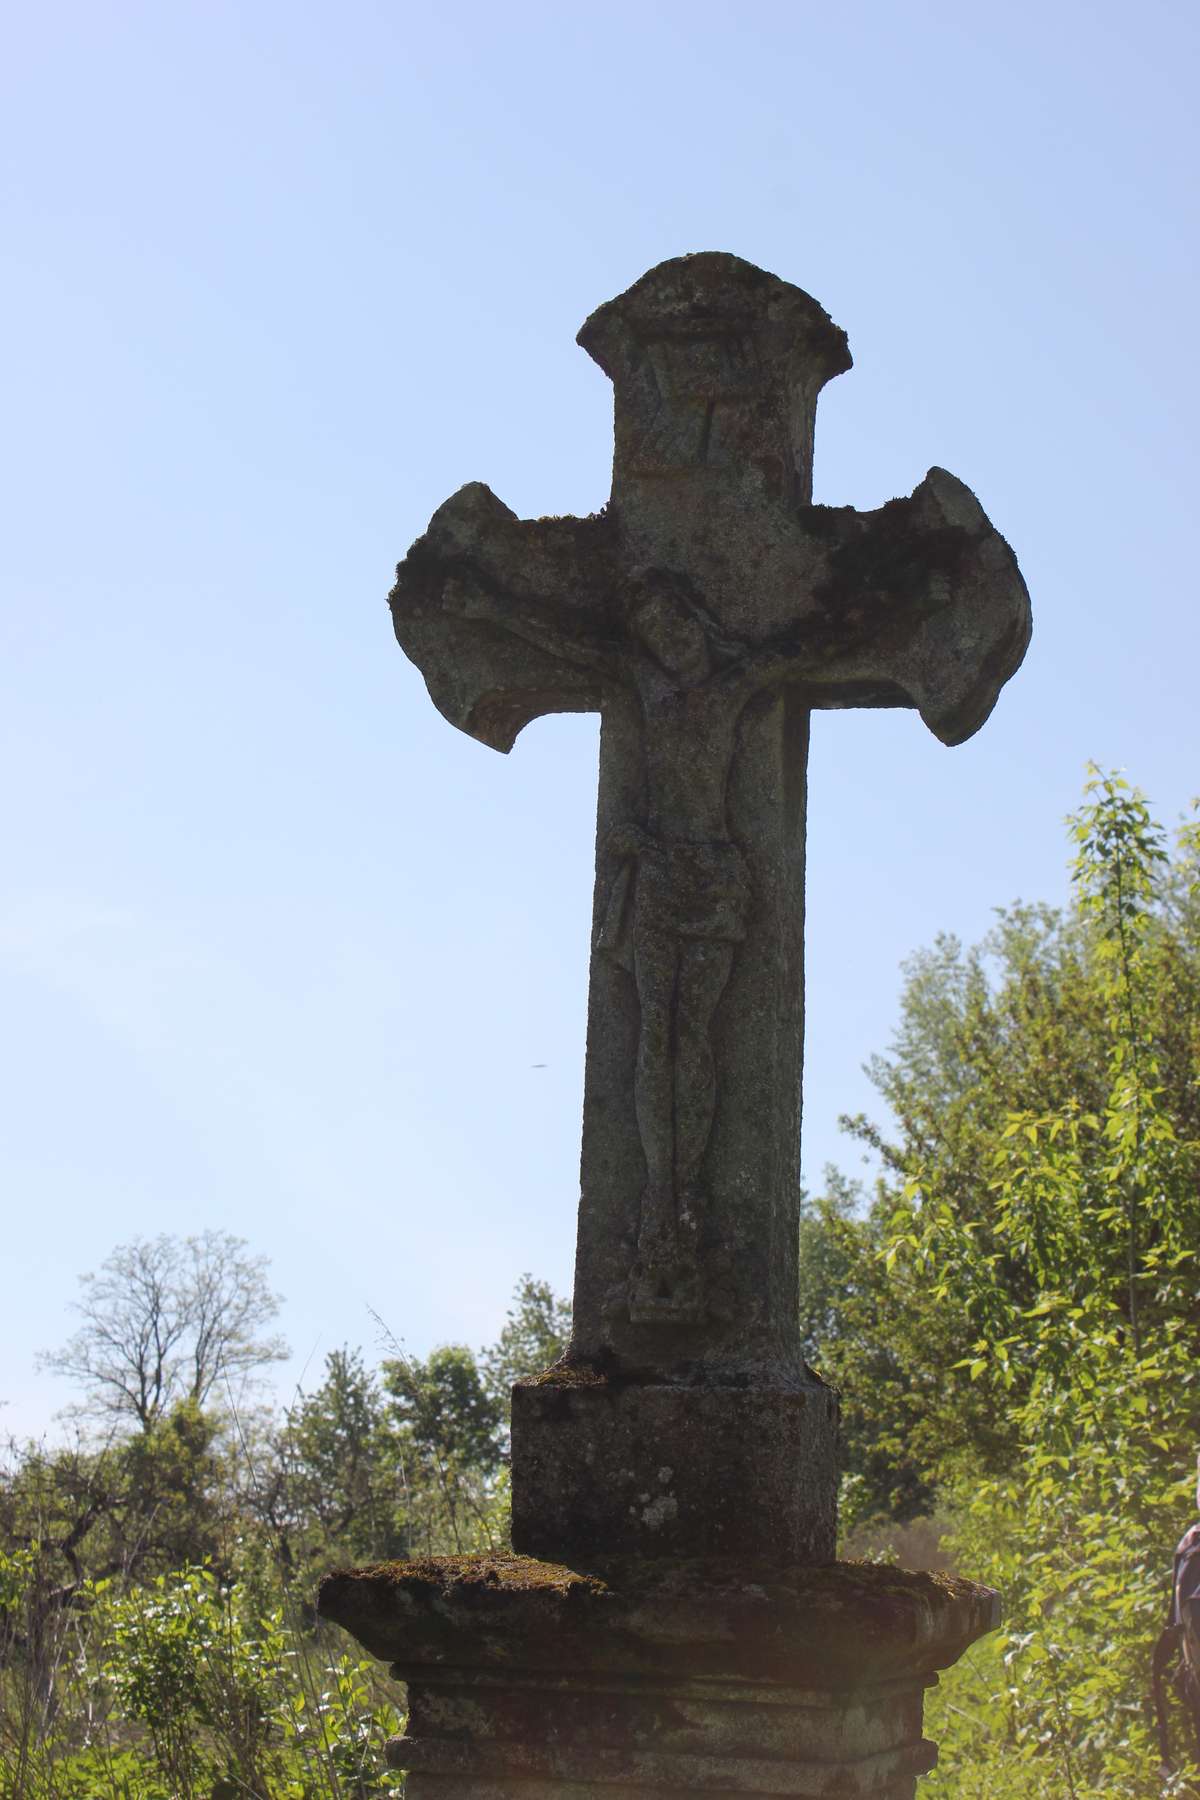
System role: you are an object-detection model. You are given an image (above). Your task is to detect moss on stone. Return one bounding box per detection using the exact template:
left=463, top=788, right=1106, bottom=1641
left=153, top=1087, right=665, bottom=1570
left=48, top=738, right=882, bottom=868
left=323, top=1550, right=986, bottom=1611
left=340, top=1554, right=609, bottom=1596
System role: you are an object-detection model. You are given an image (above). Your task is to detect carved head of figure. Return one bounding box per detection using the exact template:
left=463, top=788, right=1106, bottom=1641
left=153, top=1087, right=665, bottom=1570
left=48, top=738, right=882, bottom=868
left=622, top=571, right=716, bottom=686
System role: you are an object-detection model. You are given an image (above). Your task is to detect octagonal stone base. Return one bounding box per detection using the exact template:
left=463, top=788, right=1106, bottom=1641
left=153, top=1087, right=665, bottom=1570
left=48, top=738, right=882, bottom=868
left=317, top=1554, right=999, bottom=1800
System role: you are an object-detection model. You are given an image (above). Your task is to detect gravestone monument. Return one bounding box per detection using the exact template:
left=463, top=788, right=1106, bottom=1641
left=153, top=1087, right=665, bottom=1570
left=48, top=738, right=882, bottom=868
left=320, top=253, right=1030, bottom=1798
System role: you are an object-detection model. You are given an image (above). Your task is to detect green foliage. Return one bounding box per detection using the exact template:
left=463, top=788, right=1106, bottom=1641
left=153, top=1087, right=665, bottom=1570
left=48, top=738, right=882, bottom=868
left=799, top=1172, right=940, bottom=1530
left=383, top=1344, right=503, bottom=1475
left=277, top=1641, right=402, bottom=1799
left=105, top=1567, right=236, bottom=1794
left=369, top=1279, right=570, bottom=1554
left=809, top=775, right=1200, bottom=1525
left=2, top=1271, right=570, bottom=1795
left=0, top=1401, right=227, bottom=1610
left=1, top=1548, right=401, bottom=1800
left=105, top=1563, right=401, bottom=1797
left=119, top=1401, right=227, bottom=1572
left=260, top=1349, right=406, bottom=1576
left=861, top=771, right=1200, bottom=1794
left=379, top=1344, right=504, bottom=1555
left=482, top=1273, right=572, bottom=1412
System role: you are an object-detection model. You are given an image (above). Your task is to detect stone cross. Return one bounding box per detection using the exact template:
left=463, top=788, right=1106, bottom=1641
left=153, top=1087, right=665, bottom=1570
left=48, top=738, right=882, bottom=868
left=390, top=253, right=1030, bottom=1565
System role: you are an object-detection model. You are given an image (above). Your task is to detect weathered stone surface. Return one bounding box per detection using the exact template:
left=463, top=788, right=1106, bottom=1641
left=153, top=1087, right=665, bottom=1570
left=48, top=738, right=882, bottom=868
left=319, top=1554, right=999, bottom=1687
left=511, top=1373, right=837, bottom=1564
left=326, top=254, right=1026, bottom=1794
left=318, top=1555, right=1000, bottom=1798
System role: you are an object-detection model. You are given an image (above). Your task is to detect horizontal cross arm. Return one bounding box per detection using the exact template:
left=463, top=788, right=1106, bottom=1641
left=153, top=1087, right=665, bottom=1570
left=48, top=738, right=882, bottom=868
left=389, top=483, right=620, bottom=752
left=784, top=468, right=1031, bottom=744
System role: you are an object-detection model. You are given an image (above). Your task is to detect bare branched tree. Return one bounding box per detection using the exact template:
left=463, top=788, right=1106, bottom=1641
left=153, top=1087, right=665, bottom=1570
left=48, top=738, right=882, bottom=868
left=40, top=1232, right=288, bottom=1431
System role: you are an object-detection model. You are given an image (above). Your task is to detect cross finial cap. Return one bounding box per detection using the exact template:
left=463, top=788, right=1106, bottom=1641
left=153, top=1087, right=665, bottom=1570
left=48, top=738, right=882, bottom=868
left=579, top=252, right=851, bottom=382
left=577, top=253, right=852, bottom=507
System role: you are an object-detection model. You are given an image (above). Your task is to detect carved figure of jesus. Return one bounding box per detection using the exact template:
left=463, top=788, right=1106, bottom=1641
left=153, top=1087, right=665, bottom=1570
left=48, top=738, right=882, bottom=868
left=442, top=563, right=752, bottom=1298
left=598, top=579, right=753, bottom=1316
left=443, top=556, right=854, bottom=1318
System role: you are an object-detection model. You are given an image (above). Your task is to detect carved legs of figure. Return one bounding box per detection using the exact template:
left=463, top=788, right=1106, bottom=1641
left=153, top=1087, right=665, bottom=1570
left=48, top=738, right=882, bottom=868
left=631, top=931, right=735, bottom=1319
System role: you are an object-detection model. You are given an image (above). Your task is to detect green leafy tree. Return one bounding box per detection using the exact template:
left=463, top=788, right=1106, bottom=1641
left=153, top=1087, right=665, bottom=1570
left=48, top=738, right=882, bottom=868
left=381, top=1344, right=504, bottom=1554
left=115, top=1399, right=227, bottom=1575
left=866, top=773, right=1200, bottom=1795
left=0, top=1400, right=226, bottom=1611
left=2, top=1257, right=575, bottom=1795
left=481, top=1273, right=571, bottom=1445
left=806, top=778, right=1200, bottom=1537
left=483, top=1273, right=571, bottom=1395
left=255, top=1349, right=405, bottom=1576
left=7, top=1233, right=290, bottom=1613
left=106, top=1564, right=400, bottom=1798
left=367, top=1275, right=571, bottom=1556
left=799, top=1174, right=938, bottom=1532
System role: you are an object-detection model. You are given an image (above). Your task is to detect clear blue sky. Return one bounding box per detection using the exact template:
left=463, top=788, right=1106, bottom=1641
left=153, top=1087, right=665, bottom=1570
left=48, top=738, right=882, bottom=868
left=4, top=0, right=1197, bottom=1439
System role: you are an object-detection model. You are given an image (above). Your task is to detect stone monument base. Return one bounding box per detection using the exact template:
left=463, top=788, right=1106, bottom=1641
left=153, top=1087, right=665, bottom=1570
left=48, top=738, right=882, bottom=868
left=511, top=1370, right=839, bottom=1564
left=317, top=1554, right=999, bottom=1800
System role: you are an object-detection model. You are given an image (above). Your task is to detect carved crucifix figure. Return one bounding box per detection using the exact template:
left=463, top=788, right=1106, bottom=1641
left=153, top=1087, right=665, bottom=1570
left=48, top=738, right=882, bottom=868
left=390, top=253, right=1030, bottom=1561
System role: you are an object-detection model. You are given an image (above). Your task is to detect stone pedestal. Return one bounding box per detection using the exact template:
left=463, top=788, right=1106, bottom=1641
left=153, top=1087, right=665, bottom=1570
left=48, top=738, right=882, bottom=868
left=318, top=1555, right=999, bottom=1800
left=511, top=1370, right=838, bottom=1564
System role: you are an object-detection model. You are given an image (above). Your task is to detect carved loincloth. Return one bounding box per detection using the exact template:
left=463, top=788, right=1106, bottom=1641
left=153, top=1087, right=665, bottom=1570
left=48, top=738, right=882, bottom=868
left=600, top=832, right=752, bottom=958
